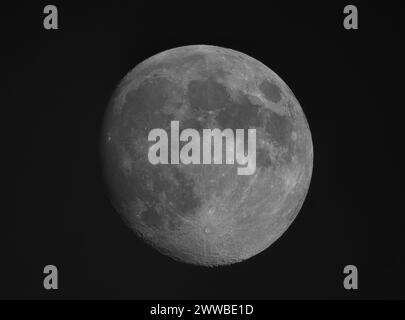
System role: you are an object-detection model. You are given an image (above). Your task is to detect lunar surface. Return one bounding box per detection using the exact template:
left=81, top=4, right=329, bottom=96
left=101, top=45, right=313, bottom=266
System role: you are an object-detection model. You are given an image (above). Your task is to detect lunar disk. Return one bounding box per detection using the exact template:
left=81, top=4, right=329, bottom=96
left=101, top=45, right=313, bottom=266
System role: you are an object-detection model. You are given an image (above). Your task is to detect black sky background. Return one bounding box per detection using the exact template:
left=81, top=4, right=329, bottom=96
left=2, top=1, right=404, bottom=299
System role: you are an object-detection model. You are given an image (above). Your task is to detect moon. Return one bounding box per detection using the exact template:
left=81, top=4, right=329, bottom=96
left=101, top=45, right=313, bottom=266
